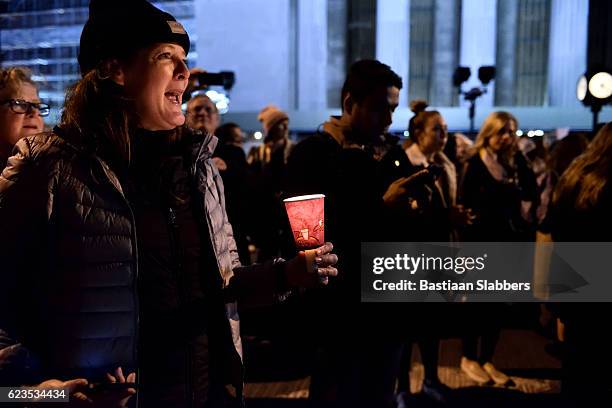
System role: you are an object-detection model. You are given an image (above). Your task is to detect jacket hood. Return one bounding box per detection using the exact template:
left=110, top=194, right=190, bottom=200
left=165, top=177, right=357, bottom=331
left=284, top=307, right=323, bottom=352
left=322, top=116, right=351, bottom=147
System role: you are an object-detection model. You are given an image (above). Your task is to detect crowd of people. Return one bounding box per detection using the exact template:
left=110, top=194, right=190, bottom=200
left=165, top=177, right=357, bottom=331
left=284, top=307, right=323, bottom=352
left=0, top=1, right=611, bottom=407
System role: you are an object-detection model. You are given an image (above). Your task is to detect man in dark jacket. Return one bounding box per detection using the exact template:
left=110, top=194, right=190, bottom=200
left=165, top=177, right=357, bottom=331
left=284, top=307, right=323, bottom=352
left=286, top=60, right=413, bottom=408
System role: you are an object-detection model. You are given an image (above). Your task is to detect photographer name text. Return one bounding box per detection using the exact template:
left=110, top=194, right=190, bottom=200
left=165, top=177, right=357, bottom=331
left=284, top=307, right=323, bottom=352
left=372, top=279, right=531, bottom=292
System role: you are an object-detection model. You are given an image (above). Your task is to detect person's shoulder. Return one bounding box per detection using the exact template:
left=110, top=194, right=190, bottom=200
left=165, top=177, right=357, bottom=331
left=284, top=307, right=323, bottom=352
left=298, top=131, right=338, bottom=149
left=290, top=131, right=340, bottom=160
left=226, top=144, right=247, bottom=158
left=465, top=152, right=481, bottom=165
left=179, top=126, right=217, bottom=158
left=463, top=152, right=485, bottom=171
left=12, top=131, right=71, bottom=162
left=1, top=132, right=72, bottom=183
left=215, top=143, right=246, bottom=161
left=178, top=125, right=205, bottom=145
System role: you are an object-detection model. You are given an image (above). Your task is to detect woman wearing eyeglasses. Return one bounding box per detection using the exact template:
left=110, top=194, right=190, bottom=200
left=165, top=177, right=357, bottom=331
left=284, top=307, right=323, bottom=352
left=0, top=67, right=48, bottom=168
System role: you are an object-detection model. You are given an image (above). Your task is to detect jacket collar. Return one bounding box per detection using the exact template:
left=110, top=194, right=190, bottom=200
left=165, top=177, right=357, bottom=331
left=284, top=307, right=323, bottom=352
left=52, top=126, right=86, bottom=153
left=405, top=143, right=430, bottom=167
left=189, top=127, right=218, bottom=162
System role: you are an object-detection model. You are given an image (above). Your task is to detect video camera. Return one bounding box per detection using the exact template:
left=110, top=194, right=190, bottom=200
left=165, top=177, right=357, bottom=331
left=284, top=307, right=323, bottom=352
left=194, top=71, right=235, bottom=90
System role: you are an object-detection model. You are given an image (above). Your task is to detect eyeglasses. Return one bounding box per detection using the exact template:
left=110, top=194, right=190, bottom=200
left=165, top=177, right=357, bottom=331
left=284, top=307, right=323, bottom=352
left=1, top=99, right=50, bottom=117
left=191, top=106, right=218, bottom=115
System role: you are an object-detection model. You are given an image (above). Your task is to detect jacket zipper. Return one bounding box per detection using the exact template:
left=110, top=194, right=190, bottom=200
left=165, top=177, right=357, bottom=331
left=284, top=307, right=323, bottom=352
left=93, top=158, right=141, bottom=407
left=125, top=203, right=141, bottom=408
left=166, top=207, right=195, bottom=407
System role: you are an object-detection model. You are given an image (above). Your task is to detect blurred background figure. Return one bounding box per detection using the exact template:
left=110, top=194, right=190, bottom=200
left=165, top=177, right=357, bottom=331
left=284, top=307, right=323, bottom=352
left=444, top=132, right=474, bottom=183
left=213, top=122, right=252, bottom=264
left=216, top=121, right=246, bottom=149
left=378, top=100, right=472, bottom=404
left=380, top=100, right=474, bottom=242
left=459, top=111, right=537, bottom=387
left=461, top=111, right=538, bottom=242
left=249, top=104, right=292, bottom=176
left=185, top=93, right=220, bottom=135
left=0, top=67, right=47, bottom=168
left=537, top=133, right=589, bottom=228
left=454, top=133, right=474, bottom=162
left=547, top=122, right=612, bottom=405
left=248, top=105, right=293, bottom=261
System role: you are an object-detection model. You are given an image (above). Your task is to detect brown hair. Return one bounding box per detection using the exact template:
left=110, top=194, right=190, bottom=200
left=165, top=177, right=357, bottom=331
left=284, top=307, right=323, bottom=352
left=404, top=99, right=441, bottom=148
left=553, top=122, right=612, bottom=210
left=471, top=111, right=518, bottom=168
left=61, top=68, right=137, bottom=164
left=547, top=133, right=589, bottom=178
left=0, top=67, right=38, bottom=99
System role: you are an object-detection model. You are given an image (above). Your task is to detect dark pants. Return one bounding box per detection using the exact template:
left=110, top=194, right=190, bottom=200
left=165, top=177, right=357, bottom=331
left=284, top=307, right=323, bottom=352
left=310, top=339, right=403, bottom=408
left=461, top=304, right=505, bottom=364
left=561, top=304, right=612, bottom=405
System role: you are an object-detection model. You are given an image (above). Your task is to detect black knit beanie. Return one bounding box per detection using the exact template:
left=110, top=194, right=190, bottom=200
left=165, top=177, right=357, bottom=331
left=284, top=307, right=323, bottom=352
left=78, top=0, right=190, bottom=75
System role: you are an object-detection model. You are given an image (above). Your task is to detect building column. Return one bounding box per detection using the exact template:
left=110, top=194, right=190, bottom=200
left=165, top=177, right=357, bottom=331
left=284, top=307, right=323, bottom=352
left=430, top=0, right=461, bottom=106
left=194, top=0, right=291, bottom=111
left=408, top=0, right=435, bottom=103
left=547, top=0, right=588, bottom=107
left=459, top=0, right=497, bottom=108
left=347, top=0, right=377, bottom=63
left=297, top=0, right=328, bottom=110
left=495, top=0, right=519, bottom=106
left=326, top=0, right=348, bottom=108
left=376, top=0, right=409, bottom=108
left=514, top=0, right=551, bottom=106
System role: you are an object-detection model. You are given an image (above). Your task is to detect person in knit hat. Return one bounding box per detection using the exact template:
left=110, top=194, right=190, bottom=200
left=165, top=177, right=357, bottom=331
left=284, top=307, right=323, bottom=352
left=0, top=0, right=338, bottom=406
left=258, top=105, right=289, bottom=141
left=249, top=105, right=292, bottom=167
left=246, top=105, right=294, bottom=261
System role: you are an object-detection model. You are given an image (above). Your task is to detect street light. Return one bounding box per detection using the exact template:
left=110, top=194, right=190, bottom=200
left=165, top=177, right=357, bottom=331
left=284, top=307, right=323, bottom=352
left=453, top=65, right=496, bottom=137
left=577, top=70, right=612, bottom=132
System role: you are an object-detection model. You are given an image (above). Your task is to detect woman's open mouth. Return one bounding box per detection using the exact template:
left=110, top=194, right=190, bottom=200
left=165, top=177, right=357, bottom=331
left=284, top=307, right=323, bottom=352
left=164, top=90, right=182, bottom=105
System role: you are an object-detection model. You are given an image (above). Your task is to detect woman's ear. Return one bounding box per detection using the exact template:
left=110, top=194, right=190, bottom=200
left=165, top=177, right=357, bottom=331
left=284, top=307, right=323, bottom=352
left=98, top=59, right=125, bottom=85
left=342, top=93, right=353, bottom=115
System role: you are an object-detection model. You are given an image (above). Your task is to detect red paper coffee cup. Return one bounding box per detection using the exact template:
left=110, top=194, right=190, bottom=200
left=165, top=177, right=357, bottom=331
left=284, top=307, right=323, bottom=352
left=283, top=194, right=325, bottom=250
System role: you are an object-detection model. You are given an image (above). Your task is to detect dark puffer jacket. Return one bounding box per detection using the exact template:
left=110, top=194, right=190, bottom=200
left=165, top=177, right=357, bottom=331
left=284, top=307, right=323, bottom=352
left=0, top=128, right=289, bottom=395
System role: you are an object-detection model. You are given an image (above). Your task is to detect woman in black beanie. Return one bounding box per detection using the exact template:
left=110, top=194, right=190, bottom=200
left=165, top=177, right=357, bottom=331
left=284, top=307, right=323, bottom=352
left=0, top=1, right=337, bottom=406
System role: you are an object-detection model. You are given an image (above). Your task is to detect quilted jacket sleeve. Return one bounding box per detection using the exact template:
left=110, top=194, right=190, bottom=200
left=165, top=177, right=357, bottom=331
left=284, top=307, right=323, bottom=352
left=0, top=135, right=58, bottom=385
left=230, top=260, right=290, bottom=309
left=223, top=191, right=291, bottom=309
